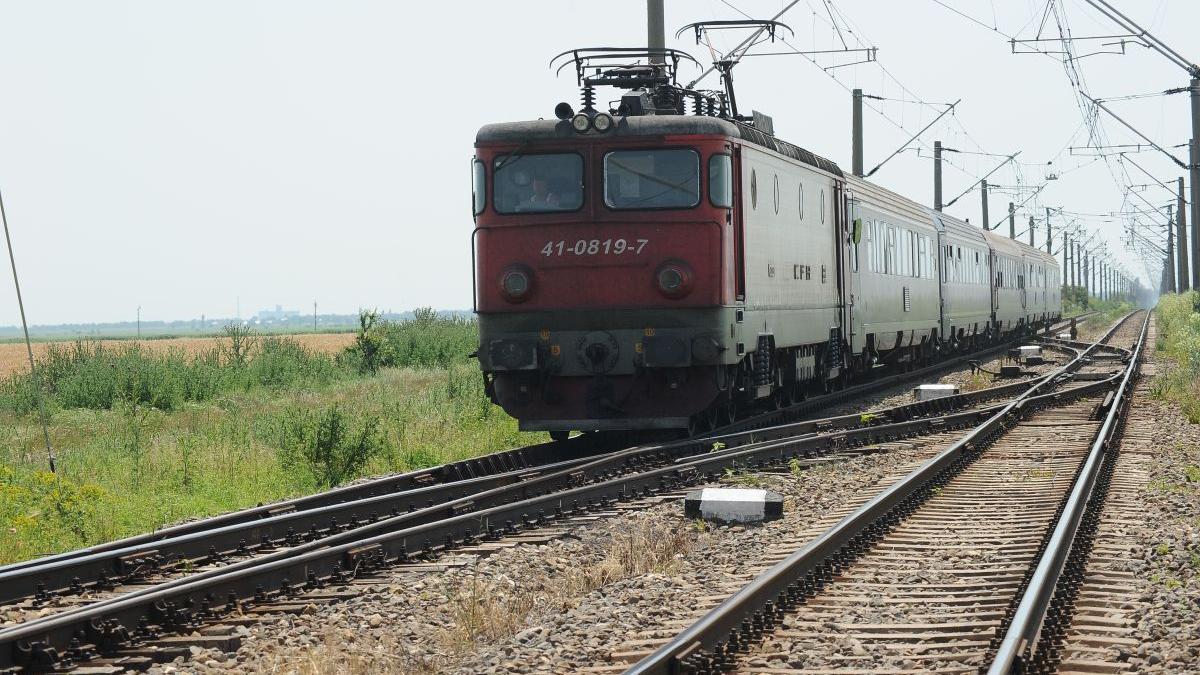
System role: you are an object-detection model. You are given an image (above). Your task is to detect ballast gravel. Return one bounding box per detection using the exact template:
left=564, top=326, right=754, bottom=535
left=1123, top=353, right=1200, bottom=672
left=177, top=433, right=942, bottom=674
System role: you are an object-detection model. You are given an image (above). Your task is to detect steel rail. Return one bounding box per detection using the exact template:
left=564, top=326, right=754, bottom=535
left=0, top=433, right=613, bottom=576
left=0, top=332, right=1092, bottom=669
left=986, top=310, right=1150, bottom=674
left=1, top=319, right=1086, bottom=604
left=0, top=450, right=630, bottom=605
left=721, top=313, right=1093, bottom=435
left=623, top=311, right=1137, bottom=675
left=3, top=312, right=1091, bottom=583
left=0, top=402, right=1014, bottom=669
left=0, top=335, right=1070, bottom=606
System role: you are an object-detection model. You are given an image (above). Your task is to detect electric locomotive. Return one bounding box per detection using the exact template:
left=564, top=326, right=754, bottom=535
left=471, top=41, right=1059, bottom=438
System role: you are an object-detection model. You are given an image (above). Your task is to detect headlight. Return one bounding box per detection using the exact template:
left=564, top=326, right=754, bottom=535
left=592, top=112, right=613, bottom=132
left=499, top=265, right=534, bottom=302
left=654, top=260, right=694, bottom=299
left=571, top=113, right=591, bottom=133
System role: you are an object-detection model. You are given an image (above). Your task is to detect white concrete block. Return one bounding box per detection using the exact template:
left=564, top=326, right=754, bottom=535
left=684, top=487, right=783, bottom=523
left=1019, top=345, right=1042, bottom=359
left=913, top=383, right=960, bottom=401
left=1057, top=332, right=1073, bottom=341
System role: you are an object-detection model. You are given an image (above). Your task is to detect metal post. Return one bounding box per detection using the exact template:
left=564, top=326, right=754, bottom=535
left=852, top=89, right=864, bottom=177
left=1045, top=207, right=1053, bottom=253
left=1028, top=216, right=1035, bottom=247
left=1, top=185, right=55, bottom=472
left=1084, top=250, right=1091, bottom=297
left=981, top=180, right=989, bottom=229
left=1185, top=176, right=1197, bottom=290
left=1008, top=202, right=1015, bottom=239
left=1177, top=196, right=1190, bottom=291
left=934, top=141, right=943, bottom=211
left=1190, top=77, right=1199, bottom=292
left=1065, top=229, right=1075, bottom=284
left=647, top=0, right=665, bottom=63
left=1075, top=240, right=1084, bottom=284
left=1167, top=205, right=1177, bottom=292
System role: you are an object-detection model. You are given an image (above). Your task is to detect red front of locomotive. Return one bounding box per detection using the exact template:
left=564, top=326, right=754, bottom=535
left=472, top=117, right=742, bottom=434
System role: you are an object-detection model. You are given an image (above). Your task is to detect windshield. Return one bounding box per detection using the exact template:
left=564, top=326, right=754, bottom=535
left=604, top=149, right=700, bottom=210
left=493, top=153, right=583, bottom=214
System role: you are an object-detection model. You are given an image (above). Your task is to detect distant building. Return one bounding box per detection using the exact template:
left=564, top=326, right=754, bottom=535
left=254, top=305, right=302, bottom=322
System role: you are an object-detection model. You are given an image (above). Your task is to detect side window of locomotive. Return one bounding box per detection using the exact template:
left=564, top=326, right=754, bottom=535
left=605, top=149, right=700, bottom=210
left=708, top=154, right=733, bottom=208
left=797, top=183, right=805, bottom=220
left=493, top=153, right=583, bottom=214
left=471, top=159, right=486, bottom=216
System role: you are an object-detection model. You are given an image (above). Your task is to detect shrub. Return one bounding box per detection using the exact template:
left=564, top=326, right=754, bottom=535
left=1153, top=292, right=1200, bottom=423
left=274, top=404, right=386, bottom=488
left=0, top=466, right=109, bottom=556
left=1, top=332, right=356, bottom=414
left=249, top=337, right=341, bottom=389
left=342, top=308, right=478, bottom=373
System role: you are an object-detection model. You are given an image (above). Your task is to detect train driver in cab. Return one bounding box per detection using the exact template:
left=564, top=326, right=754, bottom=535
left=528, top=175, right=560, bottom=209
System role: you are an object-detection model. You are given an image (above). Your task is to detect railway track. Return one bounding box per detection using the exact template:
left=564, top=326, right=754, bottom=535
left=0, top=315, right=1099, bottom=672
left=1, top=316, right=1093, bottom=592
left=620, top=310, right=1147, bottom=675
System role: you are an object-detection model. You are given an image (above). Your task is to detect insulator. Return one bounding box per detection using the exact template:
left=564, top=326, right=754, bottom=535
left=580, top=85, right=596, bottom=112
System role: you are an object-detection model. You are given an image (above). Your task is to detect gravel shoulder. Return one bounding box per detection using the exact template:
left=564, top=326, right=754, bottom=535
left=157, top=318, right=1147, bottom=675
left=176, top=433, right=955, bottom=674
left=1123, top=320, right=1200, bottom=672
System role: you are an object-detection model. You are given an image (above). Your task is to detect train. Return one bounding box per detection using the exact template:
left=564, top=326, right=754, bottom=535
left=470, top=47, right=1060, bottom=439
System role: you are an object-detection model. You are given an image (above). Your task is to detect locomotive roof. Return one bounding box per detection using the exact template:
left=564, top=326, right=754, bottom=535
left=476, top=116, right=843, bottom=177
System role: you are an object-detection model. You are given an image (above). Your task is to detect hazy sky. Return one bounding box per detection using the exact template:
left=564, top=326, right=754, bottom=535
left=1, top=1, right=1195, bottom=326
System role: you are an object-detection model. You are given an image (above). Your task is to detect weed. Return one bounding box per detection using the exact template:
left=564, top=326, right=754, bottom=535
left=275, top=404, right=387, bottom=489
left=788, top=457, right=803, bottom=476
left=724, top=466, right=763, bottom=488
left=440, top=519, right=691, bottom=654
left=223, top=323, right=258, bottom=367
left=1183, top=465, right=1200, bottom=483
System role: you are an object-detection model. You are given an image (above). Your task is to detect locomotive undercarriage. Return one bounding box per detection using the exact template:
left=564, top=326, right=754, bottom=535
left=480, top=308, right=1057, bottom=439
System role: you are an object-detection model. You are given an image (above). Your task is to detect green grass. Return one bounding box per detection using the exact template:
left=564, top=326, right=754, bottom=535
left=0, top=312, right=545, bottom=565
left=1152, top=292, right=1200, bottom=423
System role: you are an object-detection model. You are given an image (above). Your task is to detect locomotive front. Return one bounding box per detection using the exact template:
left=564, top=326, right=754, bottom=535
left=472, top=114, right=741, bottom=436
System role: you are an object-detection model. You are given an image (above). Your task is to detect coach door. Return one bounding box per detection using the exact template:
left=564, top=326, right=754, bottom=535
left=731, top=145, right=746, bottom=302
left=841, top=187, right=861, bottom=355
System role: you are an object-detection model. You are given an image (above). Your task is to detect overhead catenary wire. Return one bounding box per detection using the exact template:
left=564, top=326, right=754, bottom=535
left=928, top=0, right=1167, bottom=280
left=0, top=185, right=55, bottom=473
left=717, top=0, right=1004, bottom=187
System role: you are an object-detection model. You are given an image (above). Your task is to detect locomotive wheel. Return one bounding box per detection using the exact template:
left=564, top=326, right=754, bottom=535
left=549, top=430, right=570, bottom=443
left=789, top=380, right=806, bottom=405
left=720, top=400, right=737, bottom=427
left=705, top=405, right=721, bottom=431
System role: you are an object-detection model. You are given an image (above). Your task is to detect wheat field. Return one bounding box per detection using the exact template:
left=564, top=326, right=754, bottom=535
left=0, top=333, right=357, bottom=377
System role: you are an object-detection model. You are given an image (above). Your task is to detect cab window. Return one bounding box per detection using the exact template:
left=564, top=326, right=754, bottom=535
left=493, top=153, right=583, bottom=214
left=604, top=149, right=700, bottom=209
left=471, top=159, right=486, bottom=215
left=708, top=154, right=732, bottom=208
